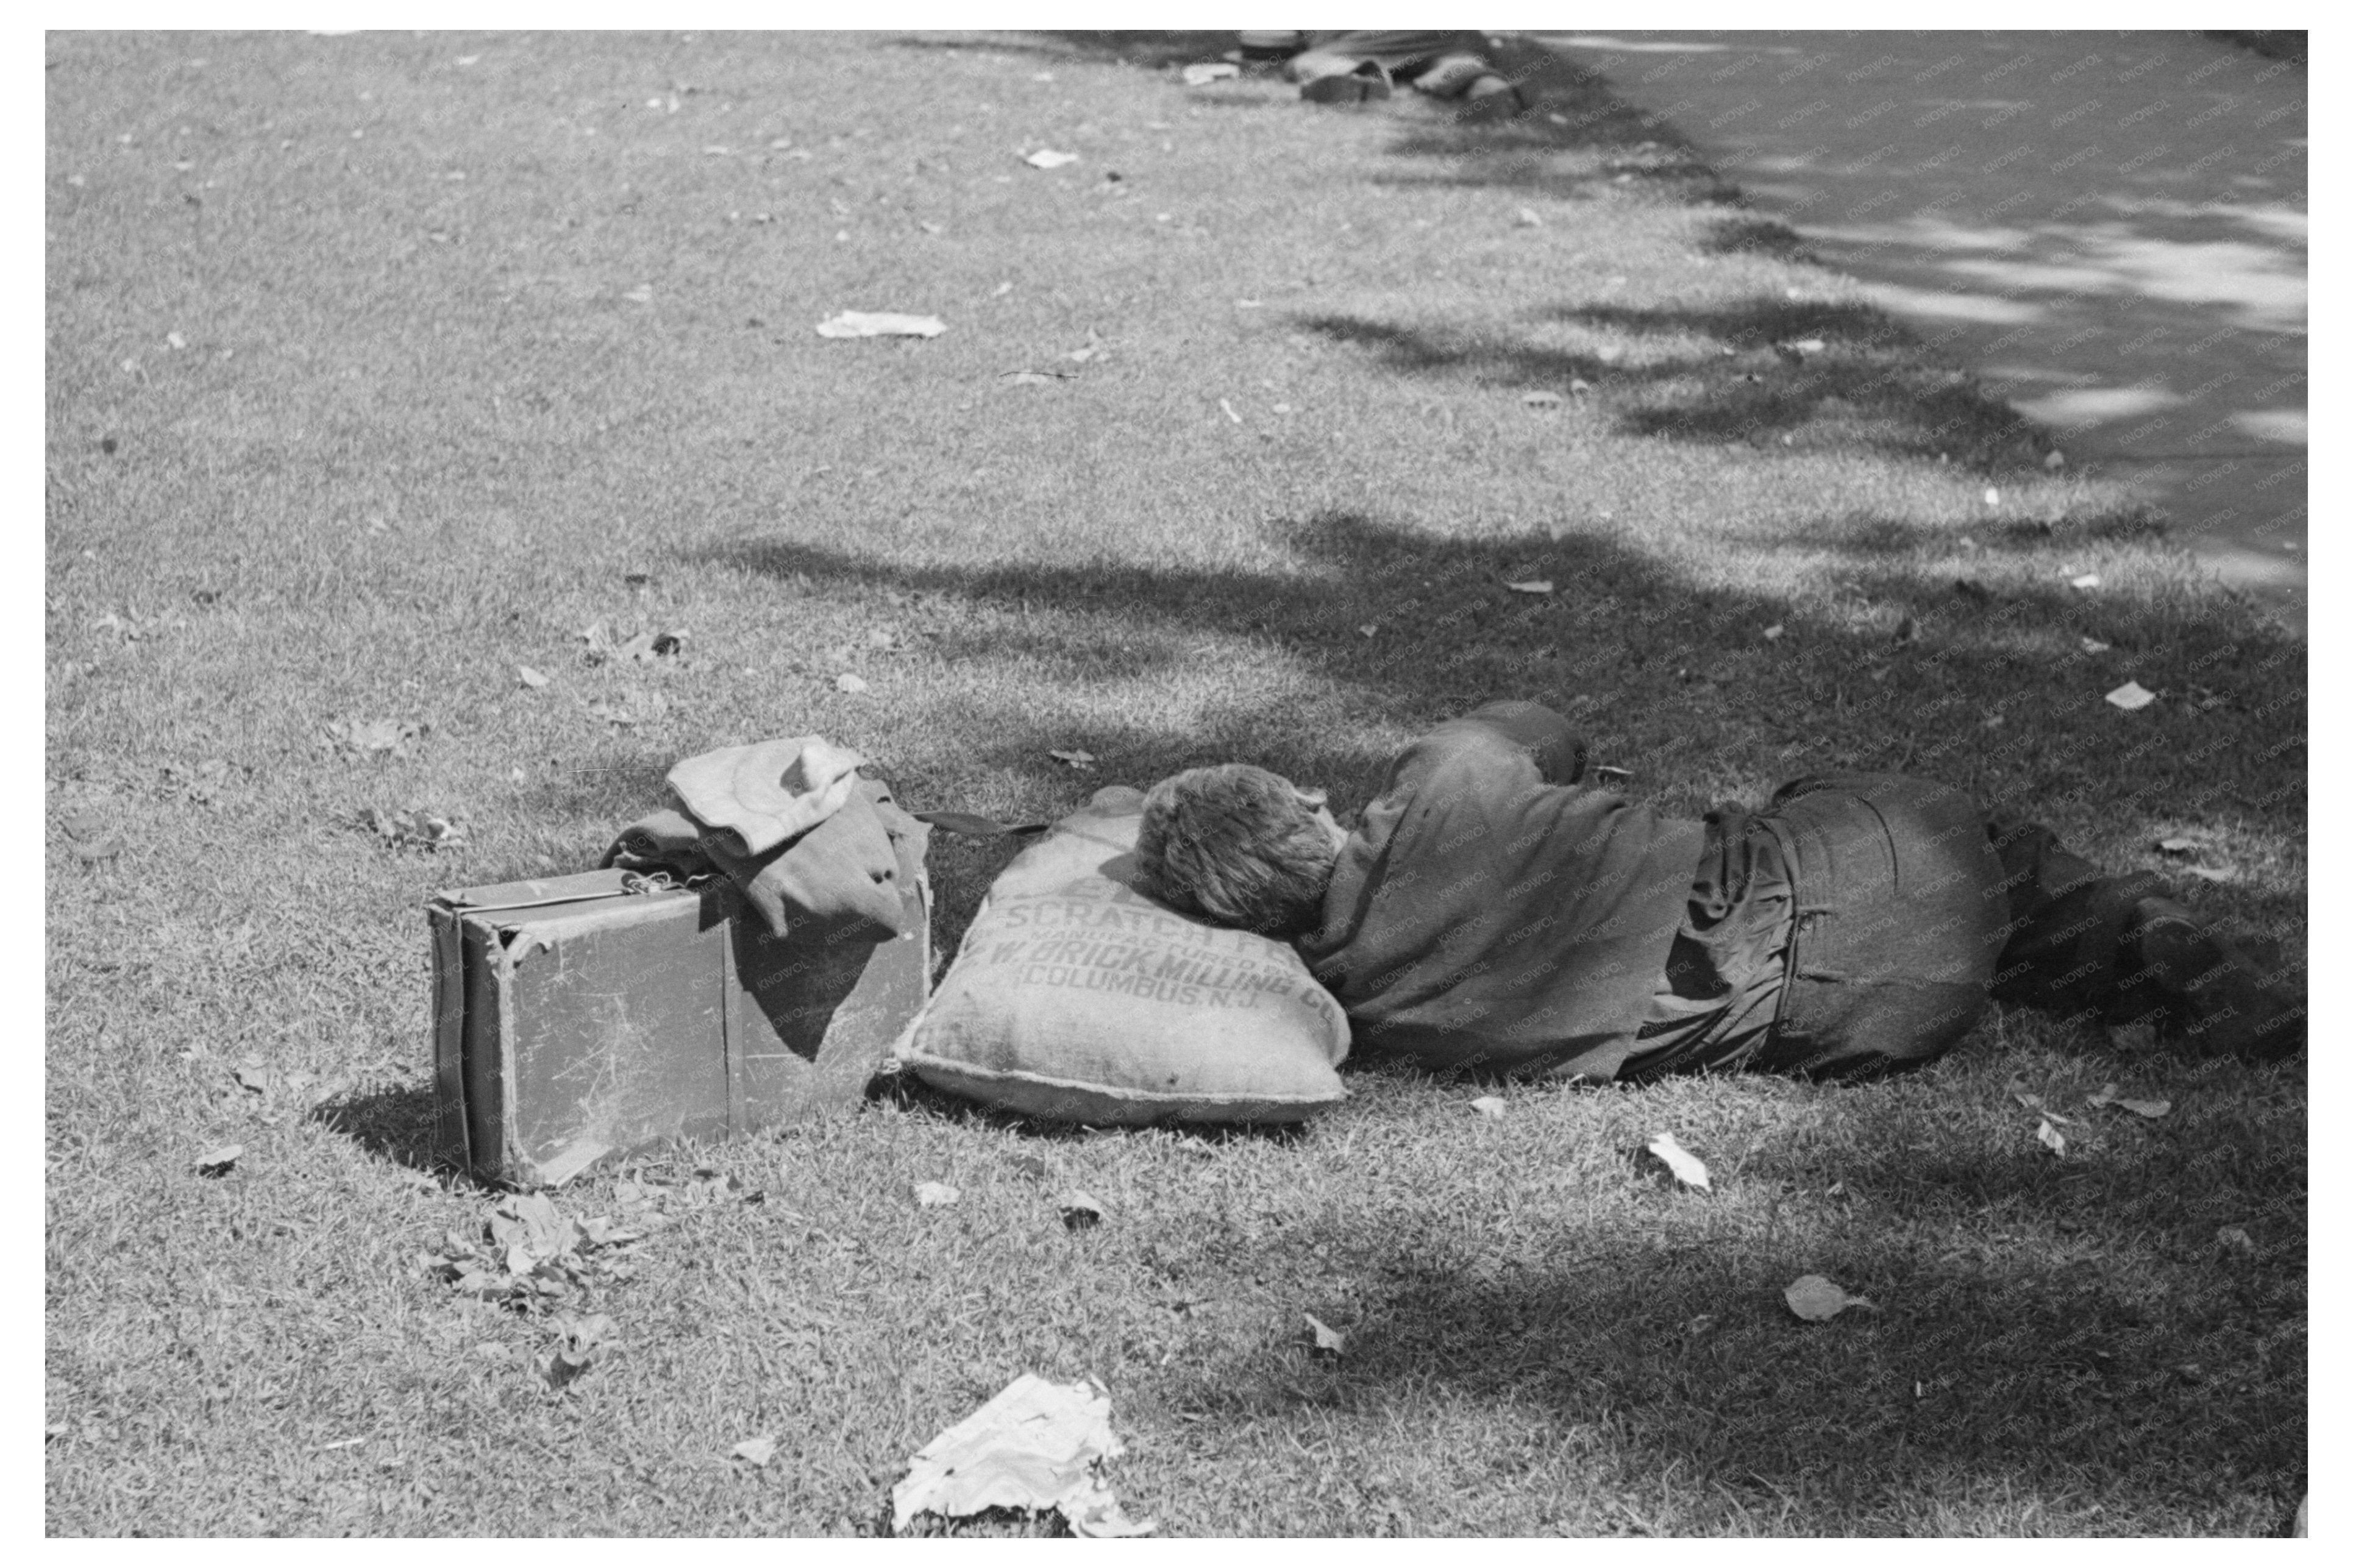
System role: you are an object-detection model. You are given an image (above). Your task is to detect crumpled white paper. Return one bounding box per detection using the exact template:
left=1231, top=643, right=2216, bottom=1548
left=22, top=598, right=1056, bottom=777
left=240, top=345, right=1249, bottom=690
left=891, top=1373, right=1153, bottom=1537
left=816, top=311, right=947, bottom=339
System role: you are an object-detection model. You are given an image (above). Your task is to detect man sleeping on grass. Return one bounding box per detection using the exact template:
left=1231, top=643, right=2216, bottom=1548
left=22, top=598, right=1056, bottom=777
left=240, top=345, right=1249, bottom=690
left=1132, top=700, right=2303, bottom=1083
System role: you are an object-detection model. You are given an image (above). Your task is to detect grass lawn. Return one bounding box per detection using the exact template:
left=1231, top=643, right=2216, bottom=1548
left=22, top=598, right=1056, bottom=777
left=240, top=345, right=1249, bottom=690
left=45, top=30, right=2304, bottom=1536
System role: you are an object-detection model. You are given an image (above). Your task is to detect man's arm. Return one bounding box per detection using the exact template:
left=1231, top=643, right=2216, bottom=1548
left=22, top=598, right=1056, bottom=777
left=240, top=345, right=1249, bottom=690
left=1448, top=700, right=1588, bottom=786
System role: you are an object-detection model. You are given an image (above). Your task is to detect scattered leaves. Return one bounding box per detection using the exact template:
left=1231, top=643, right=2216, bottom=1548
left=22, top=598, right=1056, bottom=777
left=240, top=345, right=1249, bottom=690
left=358, top=806, right=469, bottom=851
left=1643, top=1132, right=1711, bottom=1191
left=2105, top=681, right=2157, bottom=712
left=914, top=1181, right=959, bottom=1208
left=544, top=1311, right=618, bottom=1391
left=2087, top=1083, right=2171, bottom=1118
left=422, top=1193, right=641, bottom=1312
left=816, top=311, right=947, bottom=339
left=1784, top=1274, right=1874, bottom=1322
left=1303, top=1313, right=1347, bottom=1357
left=2010, top=1090, right=2077, bottom=1125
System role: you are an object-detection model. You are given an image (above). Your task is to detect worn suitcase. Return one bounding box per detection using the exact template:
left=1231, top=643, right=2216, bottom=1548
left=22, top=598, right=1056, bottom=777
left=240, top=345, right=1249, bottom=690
left=429, top=836, right=930, bottom=1187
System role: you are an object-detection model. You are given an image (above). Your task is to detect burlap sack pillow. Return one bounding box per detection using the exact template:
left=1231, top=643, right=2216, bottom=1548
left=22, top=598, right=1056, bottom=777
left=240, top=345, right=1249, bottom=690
left=895, top=787, right=1351, bottom=1124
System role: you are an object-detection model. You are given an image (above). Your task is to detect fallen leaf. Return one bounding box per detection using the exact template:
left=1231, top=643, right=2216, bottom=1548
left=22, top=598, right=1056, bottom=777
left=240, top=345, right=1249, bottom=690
left=622, top=283, right=654, bottom=304
left=1303, top=1313, right=1347, bottom=1357
left=1761, top=623, right=1785, bottom=640
left=2037, top=1118, right=2068, bottom=1157
left=2105, top=681, right=2157, bottom=712
left=1023, top=149, right=1080, bottom=169
left=1514, top=206, right=1543, bottom=227
left=1784, top=1274, right=1874, bottom=1322
left=1358, top=623, right=1378, bottom=638
left=1047, top=749, right=1097, bottom=770
left=1504, top=580, right=1554, bottom=595
left=816, top=311, right=947, bottom=339
left=2044, top=449, right=2067, bottom=469
left=1521, top=391, right=1562, bottom=409
left=2155, top=837, right=2202, bottom=856
left=544, top=1311, right=617, bottom=1391
left=1060, top=1190, right=1103, bottom=1231
left=2118, top=1097, right=2171, bottom=1118
left=326, top=717, right=426, bottom=759
left=2070, top=573, right=2101, bottom=591
left=892, top=1374, right=1152, bottom=1538
left=233, top=1066, right=272, bottom=1095
left=1000, top=369, right=1066, bottom=385
left=834, top=672, right=869, bottom=694
left=732, top=1435, right=780, bottom=1467
left=1644, top=1132, right=1711, bottom=1191
left=166, top=330, right=187, bottom=350
left=516, top=664, right=549, bottom=690
left=1219, top=397, right=1242, bottom=424
left=914, top=1181, right=959, bottom=1208
left=194, top=1143, right=243, bottom=1176
left=2215, top=1226, right=2255, bottom=1257
left=2010, top=1090, right=2077, bottom=1126
left=358, top=807, right=469, bottom=851
left=2081, top=637, right=2112, bottom=655
left=1469, top=1096, right=1508, bottom=1119
left=2180, top=865, right=2238, bottom=883
left=474, top=1341, right=512, bottom=1361
left=1181, top=62, right=1239, bottom=85
left=1983, top=487, right=2001, bottom=507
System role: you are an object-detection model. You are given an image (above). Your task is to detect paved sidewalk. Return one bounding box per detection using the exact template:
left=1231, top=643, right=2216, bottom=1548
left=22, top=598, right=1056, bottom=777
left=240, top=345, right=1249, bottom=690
left=1538, top=30, right=2306, bottom=616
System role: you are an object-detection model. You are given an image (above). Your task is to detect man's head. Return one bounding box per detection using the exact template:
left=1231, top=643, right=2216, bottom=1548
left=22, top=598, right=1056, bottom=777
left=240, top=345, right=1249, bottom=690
left=1136, top=764, right=1344, bottom=939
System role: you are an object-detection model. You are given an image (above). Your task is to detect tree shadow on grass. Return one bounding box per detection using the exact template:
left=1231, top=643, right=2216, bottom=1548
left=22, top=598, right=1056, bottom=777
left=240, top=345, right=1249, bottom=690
left=1294, top=296, right=2042, bottom=466
left=683, top=509, right=2305, bottom=962
left=1153, top=1089, right=2303, bottom=1530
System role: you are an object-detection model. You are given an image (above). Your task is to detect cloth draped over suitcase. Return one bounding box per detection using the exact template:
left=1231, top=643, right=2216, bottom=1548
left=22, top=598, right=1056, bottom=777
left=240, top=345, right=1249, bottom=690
left=432, top=739, right=934, bottom=1187
left=601, top=736, right=931, bottom=942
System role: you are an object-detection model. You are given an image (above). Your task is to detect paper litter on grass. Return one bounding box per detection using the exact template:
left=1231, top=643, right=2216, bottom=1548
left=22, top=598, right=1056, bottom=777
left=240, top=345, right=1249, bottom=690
left=816, top=311, right=946, bottom=339
left=892, top=1373, right=1153, bottom=1537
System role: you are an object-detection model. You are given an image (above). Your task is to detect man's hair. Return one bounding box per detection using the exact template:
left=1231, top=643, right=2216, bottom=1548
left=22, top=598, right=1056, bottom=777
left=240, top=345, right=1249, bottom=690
left=1135, top=764, right=1339, bottom=938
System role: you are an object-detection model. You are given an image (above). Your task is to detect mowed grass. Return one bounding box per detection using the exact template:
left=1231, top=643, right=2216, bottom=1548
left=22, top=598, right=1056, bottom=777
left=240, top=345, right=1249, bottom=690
left=45, top=30, right=2304, bottom=1536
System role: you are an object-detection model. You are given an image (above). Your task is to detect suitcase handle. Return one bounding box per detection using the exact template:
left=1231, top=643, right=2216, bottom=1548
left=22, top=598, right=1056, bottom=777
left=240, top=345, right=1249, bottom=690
left=437, top=869, right=688, bottom=915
